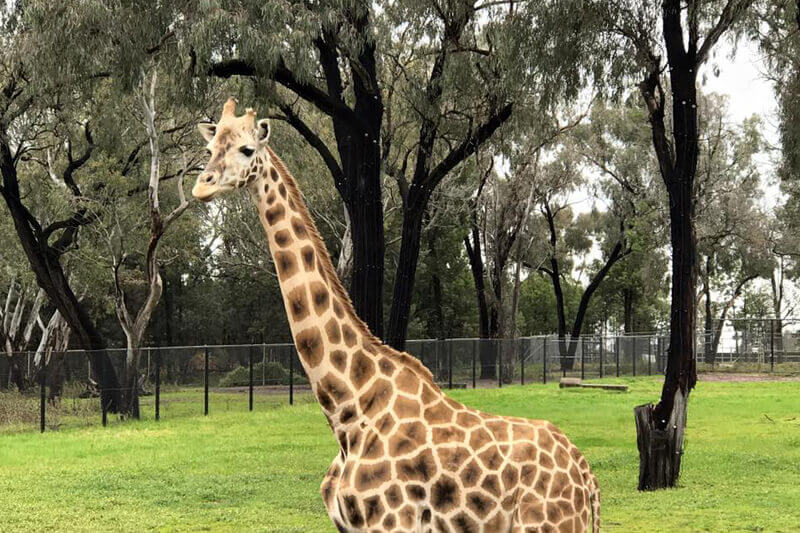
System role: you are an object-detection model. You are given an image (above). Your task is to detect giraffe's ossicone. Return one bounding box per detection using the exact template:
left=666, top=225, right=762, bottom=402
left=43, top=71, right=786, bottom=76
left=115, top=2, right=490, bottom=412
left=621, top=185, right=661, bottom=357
left=193, top=99, right=601, bottom=532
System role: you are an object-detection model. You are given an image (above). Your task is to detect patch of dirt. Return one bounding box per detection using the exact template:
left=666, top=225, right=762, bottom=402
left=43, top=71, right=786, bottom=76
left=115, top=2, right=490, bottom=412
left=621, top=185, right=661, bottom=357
left=698, top=373, right=800, bottom=382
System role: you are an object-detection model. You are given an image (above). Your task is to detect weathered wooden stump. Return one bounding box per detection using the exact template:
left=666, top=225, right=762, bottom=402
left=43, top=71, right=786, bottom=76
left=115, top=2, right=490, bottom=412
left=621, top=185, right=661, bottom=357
left=559, top=377, right=583, bottom=388
left=634, top=389, right=687, bottom=490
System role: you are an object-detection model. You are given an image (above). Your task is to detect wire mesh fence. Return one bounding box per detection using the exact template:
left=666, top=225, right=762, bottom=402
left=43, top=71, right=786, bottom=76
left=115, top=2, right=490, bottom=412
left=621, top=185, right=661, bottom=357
left=2, top=322, right=799, bottom=433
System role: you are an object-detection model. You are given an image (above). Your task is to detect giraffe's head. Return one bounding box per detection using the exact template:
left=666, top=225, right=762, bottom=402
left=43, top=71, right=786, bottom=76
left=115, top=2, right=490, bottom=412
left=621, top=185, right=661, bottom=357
left=192, top=98, right=271, bottom=202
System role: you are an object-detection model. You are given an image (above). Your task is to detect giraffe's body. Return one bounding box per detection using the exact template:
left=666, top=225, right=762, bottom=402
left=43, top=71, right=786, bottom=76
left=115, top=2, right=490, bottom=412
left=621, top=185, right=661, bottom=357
left=193, top=100, right=600, bottom=532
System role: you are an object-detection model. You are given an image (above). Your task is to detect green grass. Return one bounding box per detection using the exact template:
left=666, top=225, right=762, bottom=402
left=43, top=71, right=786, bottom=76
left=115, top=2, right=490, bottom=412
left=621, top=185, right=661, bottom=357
left=1, top=378, right=799, bottom=532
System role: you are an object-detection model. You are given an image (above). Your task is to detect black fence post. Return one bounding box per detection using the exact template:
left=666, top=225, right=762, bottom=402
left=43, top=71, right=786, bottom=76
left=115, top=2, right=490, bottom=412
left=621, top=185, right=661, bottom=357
left=632, top=336, right=637, bottom=377
left=520, top=339, right=525, bottom=386
left=471, top=339, right=477, bottom=389
left=615, top=337, right=620, bottom=378
left=599, top=337, right=604, bottom=379
left=204, top=345, right=209, bottom=416
left=40, top=363, right=46, bottom=433
left=447, top=340, right=453, bottom=390
left=155, top=348, right=161, bottom=421
left=770, top=319, right=775, bottom=372
left=542, top=337, right=547, bottom=385
left=648, top=338, right=652, bottom=376
left=497, top=339, right=502, bottom=388
left=581, top=337, right=585, bottom=381
left=289, top=346, right=295, bottom=406
left=249, top=346, right=254, bottom=411
left=101, top=396, right=108, bottom=427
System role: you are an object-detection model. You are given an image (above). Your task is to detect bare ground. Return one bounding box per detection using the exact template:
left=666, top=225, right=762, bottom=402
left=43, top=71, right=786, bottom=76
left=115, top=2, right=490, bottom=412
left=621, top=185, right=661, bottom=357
left=698, top=372, right=800, bottom=382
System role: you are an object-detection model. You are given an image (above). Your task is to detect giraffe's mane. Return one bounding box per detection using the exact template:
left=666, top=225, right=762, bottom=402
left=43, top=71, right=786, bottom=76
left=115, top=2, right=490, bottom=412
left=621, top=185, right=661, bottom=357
left=266, top=147, right=438, bottom=388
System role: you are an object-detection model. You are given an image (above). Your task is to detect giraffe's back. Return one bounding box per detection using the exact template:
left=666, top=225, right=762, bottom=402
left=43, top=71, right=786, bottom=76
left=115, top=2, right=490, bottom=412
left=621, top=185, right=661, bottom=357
left=320, top=395, right=599, bottom=532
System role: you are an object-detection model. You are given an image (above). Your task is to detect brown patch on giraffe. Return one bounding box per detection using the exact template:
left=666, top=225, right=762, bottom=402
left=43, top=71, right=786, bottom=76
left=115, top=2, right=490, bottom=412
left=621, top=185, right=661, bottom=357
left=520, top=495, right=546, bottom=524
left=300, top=245, right=315, bottom=272
left=263, top=182, right=269, bottom=194
left=324, top=318, right=342, bottom=344
left=393, top=396, right=421, bottom=419
left=459, top=460, right=481, bottom=488
left=432, top=426, right=466, bottom=444
left=339, top=407, right=355, bottom=425
left=286, top=285, right=310, bottom=322
left=537, top=430, right=555, bottom=451
left=520, top=464, right=538, bottom=486
left=485, top=511, right=506, bottom=531
left=319, top=373, right=352, bottom=405
left=396, top=449, right=436, bottom=482
left=291, top=216, right=308, bottom=239
left=309, top=281, right=329, bottom=315
left=332, top=299, right=344, bottom=318
left=512, top=423, right=535, bottom=441
left=481, top=473, right=502, bottom=498
left=443, top=397, right=461, bottom=410
left=501, top=464, right=519, bottom=490
left=452, top=511, right=478, bottom=533
left=421, top=384, right=439, bottom=405
left=330, top=350, right=347, bottom=373
left=273, top=229, right=292, bottom=248
left=539, top=450, right=555, bottom=470
left=469, top=427, right=493, bottom=450
left=358, top=378, right=392, bottom=417
left=477, top=446, right=503, bottom=470
left=278, top=182, right=287, bottom=199
left=266, top=190, right=276, bottom=205
left=317, top=389, right=334, bottom=412
left=270, top=167, right=279, bottom=181
left=431, top=475, right=460, bottom=513
left=382, top=514, right=396, bottom=530
left=549, top=471, right=571, bottom=499
left=363, top=495, right=384, bottom=527
left=341, top=324, right=357, bottom=347
left=341, top=495, right=364, bottom=528
left=274, top=251, right=299, bottom=281
left=424, top=401, right=454, bottom=425
left=355, top=461, right=390, bottom=491
left=511, top=442, right=537, bottom=463
left=485, top=420, right=509, bottom=442
left=295, top=326, right=324, bottom=368
left=436, top=446, right=470, bottom=472
left=376, top=413, right=396, bottom=434
left=361, top=433, right=384, bottom=460
left=466, top=491, right=496, bottom=518
left=533, top=470, right=552, bottom=497
left=388, top=420, right=427, bottom=455
left=378, top=357, right=395, bottom=376
left=456, top=411, right=481, bottom=428
left=384, top=484, right=402, bottom=509
left=406, top=484, right=426, bottom=501
left=396, top=368, right=420, bottom=395
left=554, top=444, right=571, bottom=469
left=569, top=464, right=582, bottom=485
left=350, top=350, right=375, bottom=390
left=265, top=203, right=285, bottom=225
left=398, top=505, right=415, bottom=529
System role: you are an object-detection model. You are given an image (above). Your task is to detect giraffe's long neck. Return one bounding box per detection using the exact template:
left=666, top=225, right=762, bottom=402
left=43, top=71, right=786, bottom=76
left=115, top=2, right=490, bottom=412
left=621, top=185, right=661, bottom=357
left=248, top=148, right=411, bottom=435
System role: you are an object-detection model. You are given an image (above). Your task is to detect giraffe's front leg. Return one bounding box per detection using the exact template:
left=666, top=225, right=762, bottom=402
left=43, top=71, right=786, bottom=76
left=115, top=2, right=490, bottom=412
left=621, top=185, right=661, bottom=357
left=321, top=454, right=347, bottom=531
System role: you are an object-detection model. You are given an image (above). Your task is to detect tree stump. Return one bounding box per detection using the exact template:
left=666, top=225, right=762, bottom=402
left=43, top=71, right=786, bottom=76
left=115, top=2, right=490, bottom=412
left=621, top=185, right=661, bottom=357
left=634, top=389, right=687, bottom=490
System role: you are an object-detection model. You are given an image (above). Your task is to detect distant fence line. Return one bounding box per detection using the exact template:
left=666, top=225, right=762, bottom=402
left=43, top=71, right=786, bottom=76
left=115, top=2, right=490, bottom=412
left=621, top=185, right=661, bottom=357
left=2, top=329, right=798, bottom=434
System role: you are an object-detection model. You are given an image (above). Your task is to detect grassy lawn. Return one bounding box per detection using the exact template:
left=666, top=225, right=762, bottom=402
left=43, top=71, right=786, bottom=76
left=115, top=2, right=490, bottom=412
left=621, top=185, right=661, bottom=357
left=1, top=378, right=798, bottom=532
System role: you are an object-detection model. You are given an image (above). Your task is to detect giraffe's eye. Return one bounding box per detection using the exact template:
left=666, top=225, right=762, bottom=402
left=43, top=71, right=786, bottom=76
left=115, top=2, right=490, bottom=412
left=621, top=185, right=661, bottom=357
left=239, top=146, right=255, bottom=157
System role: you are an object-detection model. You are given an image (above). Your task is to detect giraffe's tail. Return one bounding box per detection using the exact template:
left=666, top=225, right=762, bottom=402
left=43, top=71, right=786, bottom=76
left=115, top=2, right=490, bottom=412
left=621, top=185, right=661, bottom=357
left=587, top=471, right=601, bottom=533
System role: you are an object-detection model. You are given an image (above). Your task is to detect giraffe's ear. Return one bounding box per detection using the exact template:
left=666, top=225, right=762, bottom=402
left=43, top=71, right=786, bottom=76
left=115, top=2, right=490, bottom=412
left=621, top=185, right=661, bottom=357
left=198, top=122, right=216, bottom=142
left=256, top=119, right=270, bottom=145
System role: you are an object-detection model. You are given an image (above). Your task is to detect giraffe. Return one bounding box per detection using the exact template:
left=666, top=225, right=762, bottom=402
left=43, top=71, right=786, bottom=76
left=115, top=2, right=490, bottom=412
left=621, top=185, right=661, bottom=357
left=192, top=99, right=601, bottom=532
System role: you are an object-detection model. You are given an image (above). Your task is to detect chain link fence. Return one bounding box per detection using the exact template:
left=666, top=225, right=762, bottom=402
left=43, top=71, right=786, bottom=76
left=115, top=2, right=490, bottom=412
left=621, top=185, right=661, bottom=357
left=2, top=322, right=799, bottom=433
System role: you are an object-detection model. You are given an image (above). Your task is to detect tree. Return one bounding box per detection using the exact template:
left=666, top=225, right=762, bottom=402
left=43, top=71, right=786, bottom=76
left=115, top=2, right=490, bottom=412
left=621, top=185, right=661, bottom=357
left=600, top=0, right=758, bottom=489
left=0, top=53, right=123, bottom=409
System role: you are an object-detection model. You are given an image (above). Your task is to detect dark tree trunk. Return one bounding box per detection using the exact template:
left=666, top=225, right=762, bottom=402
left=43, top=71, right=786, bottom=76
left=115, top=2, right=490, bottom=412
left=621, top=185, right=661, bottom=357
left=386, top=206, right=426, bottom=349
left=465, top=229, right=496, bottom=380
left=428, top=228, right=446, bottom=339
left=634, top=0, right=716, bottom=490
left=703, top=254, right=714, bottom=365
left=623, top=289, right=634, bottom=334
